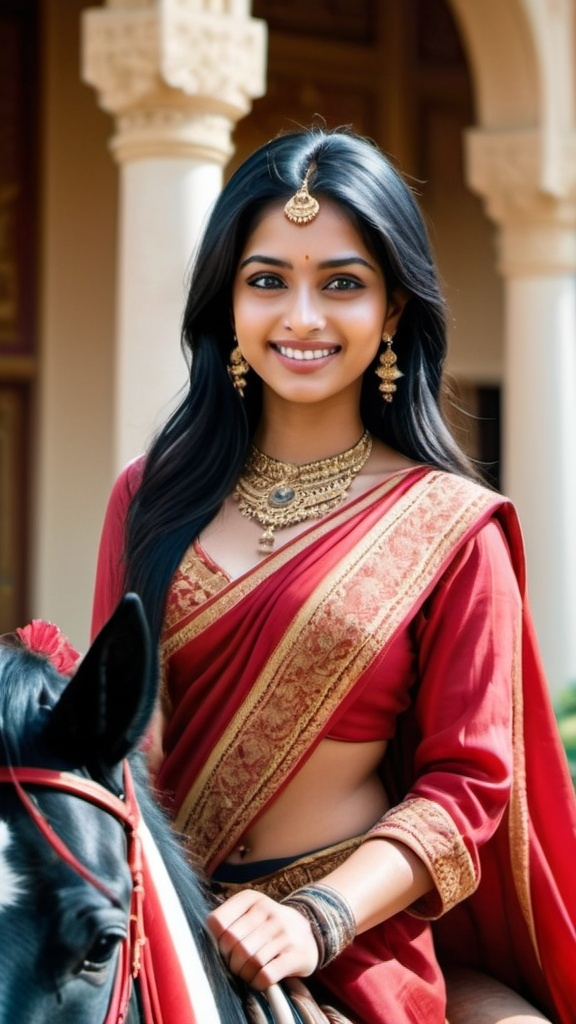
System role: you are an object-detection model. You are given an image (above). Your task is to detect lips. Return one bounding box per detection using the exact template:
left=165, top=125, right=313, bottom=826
left=272, top=343, right=340, bottom=362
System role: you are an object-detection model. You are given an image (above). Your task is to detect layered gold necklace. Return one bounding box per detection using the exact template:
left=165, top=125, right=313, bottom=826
left=234, top=430, right=373, bottom=555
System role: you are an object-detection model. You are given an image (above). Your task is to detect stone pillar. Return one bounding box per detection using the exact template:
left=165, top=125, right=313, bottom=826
left=82, top=0, right=267, bottom=471
left=466, top=128, right=576, bottom=694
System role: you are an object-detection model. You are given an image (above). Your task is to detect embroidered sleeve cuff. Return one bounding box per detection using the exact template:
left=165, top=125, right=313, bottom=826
left=363, top=796, right=478, bottom=919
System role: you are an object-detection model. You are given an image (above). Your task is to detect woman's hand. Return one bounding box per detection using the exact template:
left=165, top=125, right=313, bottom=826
left=206, top=889, right=319, bottom=989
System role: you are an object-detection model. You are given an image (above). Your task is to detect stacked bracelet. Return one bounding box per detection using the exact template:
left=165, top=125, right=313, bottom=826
left=281, top=882, right=356, bottom=969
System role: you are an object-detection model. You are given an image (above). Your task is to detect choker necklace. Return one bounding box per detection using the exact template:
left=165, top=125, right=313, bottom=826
left=234, top=430, right=373, bottom=556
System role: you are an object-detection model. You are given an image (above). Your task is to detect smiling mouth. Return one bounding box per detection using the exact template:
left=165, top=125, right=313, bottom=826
left=272, top=344, right=340, bottom=361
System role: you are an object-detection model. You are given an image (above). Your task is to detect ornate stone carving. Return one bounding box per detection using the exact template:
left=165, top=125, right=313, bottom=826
left=160, top=1, right=266, bottom=113
left=114, top=108, right=238, bottom=162
left=83, top=9, right=160, bottom=114
left=465, top=129, right=576, bottom=274
left=82, top=0, right=267, bottom=164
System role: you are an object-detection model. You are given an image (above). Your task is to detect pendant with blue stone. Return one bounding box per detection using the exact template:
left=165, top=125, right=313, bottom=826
left=234, top=430, right=373, bottom=558
left=269, top=485, right=296, bottom=508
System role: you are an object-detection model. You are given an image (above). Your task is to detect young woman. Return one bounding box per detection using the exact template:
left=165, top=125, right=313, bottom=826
left=92, top=128, right=576, bottom=1024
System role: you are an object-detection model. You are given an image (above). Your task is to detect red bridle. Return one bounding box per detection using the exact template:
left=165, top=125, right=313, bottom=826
left=0, top=761, right=155, bottom=1024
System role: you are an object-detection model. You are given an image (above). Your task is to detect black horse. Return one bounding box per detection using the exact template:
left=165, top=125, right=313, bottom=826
left=0, top=595, right=303, bottom=1024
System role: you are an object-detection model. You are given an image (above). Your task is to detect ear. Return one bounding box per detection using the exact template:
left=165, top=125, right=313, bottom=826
left=382, top=287, right=409, bottom=337
left=47, top=593, right=157, bottom=767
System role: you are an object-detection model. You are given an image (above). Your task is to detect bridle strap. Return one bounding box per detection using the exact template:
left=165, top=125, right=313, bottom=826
left=0, top=765, right=138, bottom=825
left=0, top=762, right=146, bottom=1024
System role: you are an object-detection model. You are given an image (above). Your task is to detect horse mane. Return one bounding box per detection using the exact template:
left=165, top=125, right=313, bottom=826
left=0, top=643, right=64, bottom=766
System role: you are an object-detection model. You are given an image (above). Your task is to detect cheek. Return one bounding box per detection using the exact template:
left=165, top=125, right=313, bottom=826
left=234, top=296, right=281, bottom=337
left=232, top=300, right=253, bottom=341
left=343, top=301, right=386, bottom=339
left=231, top=283, right=251, bottom=326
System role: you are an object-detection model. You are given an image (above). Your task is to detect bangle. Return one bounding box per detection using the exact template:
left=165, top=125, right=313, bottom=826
left=281, top=882, right=356, bottom=968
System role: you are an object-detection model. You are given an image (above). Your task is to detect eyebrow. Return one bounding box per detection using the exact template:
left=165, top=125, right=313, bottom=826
left=238, top=254, right=377, bottom=272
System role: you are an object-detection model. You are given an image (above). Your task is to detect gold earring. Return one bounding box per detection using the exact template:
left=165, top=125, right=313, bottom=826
left=227, top=343, right=249, bottom=397
left=375, top=333, right=403, bottom=403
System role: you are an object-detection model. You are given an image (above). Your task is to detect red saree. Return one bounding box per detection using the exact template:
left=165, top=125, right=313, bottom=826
left=92, top=463, right=576, bottom=1024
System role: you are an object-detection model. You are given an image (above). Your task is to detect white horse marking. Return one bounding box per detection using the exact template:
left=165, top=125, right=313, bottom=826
left=0, top=819, right=26, bottom=910
left=140, top=821, right=222, bottom=1024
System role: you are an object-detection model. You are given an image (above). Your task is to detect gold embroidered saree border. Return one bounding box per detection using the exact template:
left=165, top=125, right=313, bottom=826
left=507, top=622, right=540, bottom=961
left=159, top=544, right=231, bottom=714
left=365, top=796, right=476, bottom=918
left=175, top=471, right=498, bottom=868
left=214, top=836, right=362, bottom=902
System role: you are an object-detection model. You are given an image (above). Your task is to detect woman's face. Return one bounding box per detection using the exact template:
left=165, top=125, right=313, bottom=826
left=232, top=198, right=406, bottom=411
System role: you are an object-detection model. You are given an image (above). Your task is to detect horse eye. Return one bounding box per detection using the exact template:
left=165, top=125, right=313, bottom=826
left=79, top=928, right=125, bottom=974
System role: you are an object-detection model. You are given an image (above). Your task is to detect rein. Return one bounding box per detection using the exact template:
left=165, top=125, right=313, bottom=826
left=0, top=762, right=152, bottom=1024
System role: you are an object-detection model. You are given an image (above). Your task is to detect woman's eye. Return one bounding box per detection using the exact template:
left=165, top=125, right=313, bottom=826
left=248, top=273, right=285, bottom=290
left=325, top=276, right=363, bottom=292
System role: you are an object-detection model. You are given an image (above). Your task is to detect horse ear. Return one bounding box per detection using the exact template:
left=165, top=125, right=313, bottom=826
left=47, top=593, right=157, bottom=767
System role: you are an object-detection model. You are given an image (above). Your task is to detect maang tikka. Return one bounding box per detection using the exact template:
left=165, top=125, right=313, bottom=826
left=284, top=168, right=320, bottom=225
left=376, top=333, right=403, bottom=402
left=228, top=340, right=249, bottom=396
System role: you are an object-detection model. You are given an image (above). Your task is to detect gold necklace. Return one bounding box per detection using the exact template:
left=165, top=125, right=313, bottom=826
left=234, top=430, right=373, bottom=555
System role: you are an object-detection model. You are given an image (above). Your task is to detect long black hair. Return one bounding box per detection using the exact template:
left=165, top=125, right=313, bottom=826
left=125, top=127, right=481, bottom=639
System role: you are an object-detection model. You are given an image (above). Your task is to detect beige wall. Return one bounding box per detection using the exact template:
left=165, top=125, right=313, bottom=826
left=35, top=0, right=117, bottom=649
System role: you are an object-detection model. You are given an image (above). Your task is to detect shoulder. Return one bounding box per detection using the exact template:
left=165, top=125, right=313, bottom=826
left=98, top=456, right=147, bottom=542
left=411, top=468, right=526, bottom=593
left=424, top=467, right=505, bottom=507
left=118, top=454, right=146, bottom=494
left=107, top=456, right=146, bottom=510
left=393, top=466, right=513, bottom=535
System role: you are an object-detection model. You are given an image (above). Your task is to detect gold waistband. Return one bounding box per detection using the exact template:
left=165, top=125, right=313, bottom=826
left=212, top=834, right=363, bottom=901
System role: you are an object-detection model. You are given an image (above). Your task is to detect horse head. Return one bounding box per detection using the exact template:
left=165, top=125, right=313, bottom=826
left=0, top=597, right=300, bottom=1024
left=0, top=595, right=158, bottom=1023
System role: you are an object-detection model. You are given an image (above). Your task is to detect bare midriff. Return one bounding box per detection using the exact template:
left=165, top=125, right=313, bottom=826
left=225, top=736, right=390, bottom=864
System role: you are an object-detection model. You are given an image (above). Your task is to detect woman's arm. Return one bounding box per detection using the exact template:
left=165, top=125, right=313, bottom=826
left=207, top=836, right=432, bottom=987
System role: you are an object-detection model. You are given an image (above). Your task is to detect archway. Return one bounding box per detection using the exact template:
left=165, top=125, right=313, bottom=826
left=448, top=0, right=576, bottom=695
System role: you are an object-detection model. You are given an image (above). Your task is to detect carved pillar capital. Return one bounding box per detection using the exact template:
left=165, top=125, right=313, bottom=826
left=82, top=0, right=267, bottom=164
left=465, top=129, right=576, bottom=275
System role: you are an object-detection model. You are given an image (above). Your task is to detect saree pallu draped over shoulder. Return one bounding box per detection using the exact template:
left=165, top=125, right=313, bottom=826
left=154, top=468, right=576, bottom=1024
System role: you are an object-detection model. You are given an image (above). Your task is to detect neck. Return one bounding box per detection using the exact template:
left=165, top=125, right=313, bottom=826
left=255, top=396, right=365, bottom=465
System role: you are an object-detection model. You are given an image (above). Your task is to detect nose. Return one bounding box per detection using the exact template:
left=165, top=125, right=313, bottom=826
left=283, top=286, right=326, bottom=337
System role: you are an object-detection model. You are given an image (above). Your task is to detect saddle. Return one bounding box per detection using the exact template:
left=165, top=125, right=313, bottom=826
left=248, top=980, right=350, bottom=1024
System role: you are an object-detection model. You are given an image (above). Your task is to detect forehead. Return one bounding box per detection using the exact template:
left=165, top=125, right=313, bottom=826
left=239, top=198, right=376, bottom=262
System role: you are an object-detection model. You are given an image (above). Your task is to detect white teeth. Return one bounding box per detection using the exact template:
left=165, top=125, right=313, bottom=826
left=276, top=345, right=337, bottom=361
